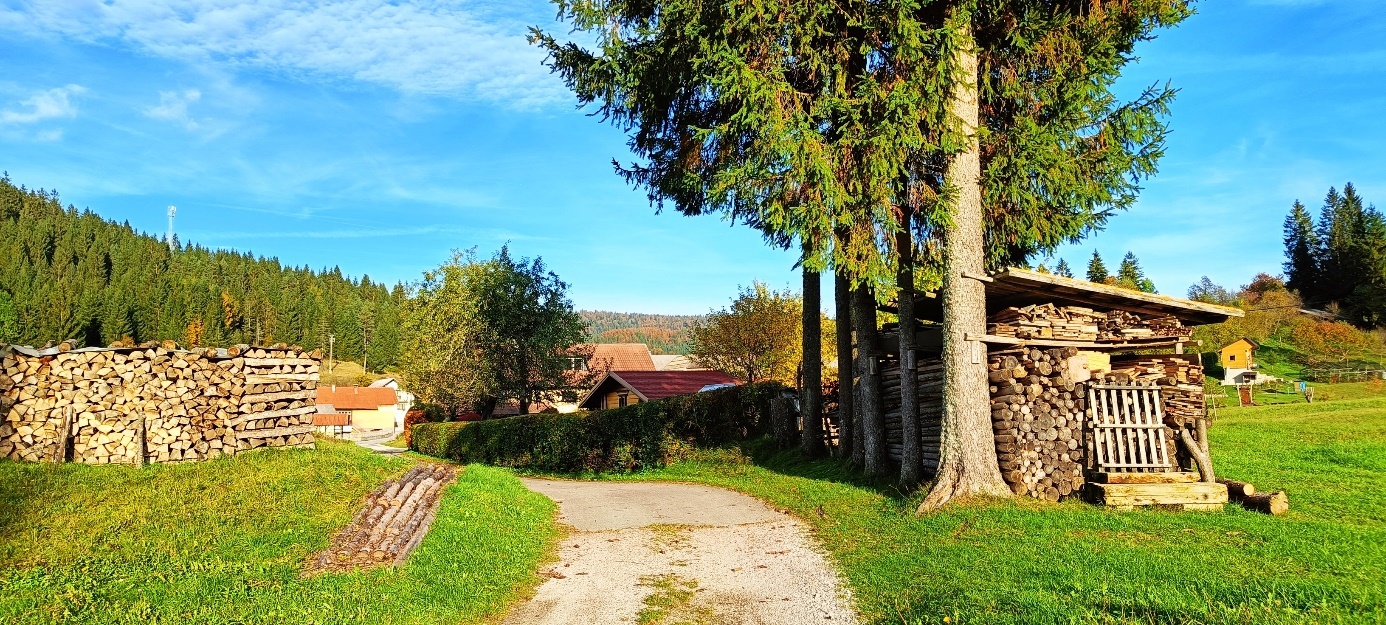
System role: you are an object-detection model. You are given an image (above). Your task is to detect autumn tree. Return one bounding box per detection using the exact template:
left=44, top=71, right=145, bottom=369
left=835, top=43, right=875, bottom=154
left=690, top=283, right=802, bottom=384
left=398, top=247, right=587, bottom=418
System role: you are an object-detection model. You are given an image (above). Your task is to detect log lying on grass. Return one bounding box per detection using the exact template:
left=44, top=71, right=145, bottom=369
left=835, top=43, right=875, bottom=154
left=309, top=463, right=459, bottom=572
left=1241, top=490, right=1289, bottom=515
left=1217, top=478, right=1256, bottom=501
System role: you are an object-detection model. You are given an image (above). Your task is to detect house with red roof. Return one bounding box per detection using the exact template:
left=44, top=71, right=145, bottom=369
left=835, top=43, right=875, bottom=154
left=577, top=370, right=738, bottom=411
left=316, top=385, right=400, bottom=430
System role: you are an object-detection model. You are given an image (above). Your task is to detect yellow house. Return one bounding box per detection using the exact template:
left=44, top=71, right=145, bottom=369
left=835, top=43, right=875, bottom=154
left=1219, top=338, right=1259, bottom=370
left=316, top=386, right=400, bottom=430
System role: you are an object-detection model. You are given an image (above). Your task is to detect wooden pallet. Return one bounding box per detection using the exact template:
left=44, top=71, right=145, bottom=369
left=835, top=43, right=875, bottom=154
left=1086, top=481, right=1228, bottom=511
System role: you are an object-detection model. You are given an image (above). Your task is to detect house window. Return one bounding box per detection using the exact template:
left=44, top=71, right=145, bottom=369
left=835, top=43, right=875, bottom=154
left=569, top=357, right=588, bottom=371
left=1229, top=354, right=1236, bottom=362
left=618, top=392, right=629, bottom=408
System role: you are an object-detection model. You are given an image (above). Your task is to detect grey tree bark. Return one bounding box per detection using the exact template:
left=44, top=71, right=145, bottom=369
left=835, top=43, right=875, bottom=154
left=835, top=269, right=857, bottom=462
left=852, top=283, right=886, bottom=477
left=801, top=255, right=826, bottom=457
left=918, top=20, right=1012, bottom=512
left=896, top=225, right=922, bottom=485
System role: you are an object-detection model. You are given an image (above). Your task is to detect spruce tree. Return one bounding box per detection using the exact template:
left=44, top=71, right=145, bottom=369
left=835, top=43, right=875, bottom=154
left=1087, top=251, right=1110, bottom=282
left=1282, top=200, right=1320, bottom=300
left=1054, top=258, right=1073, bottom=278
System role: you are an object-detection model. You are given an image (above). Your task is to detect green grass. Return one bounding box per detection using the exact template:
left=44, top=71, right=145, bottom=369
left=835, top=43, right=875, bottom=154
left=531, top=393, right=1386, bottom=624
left=0, top=438, right=559, bottom=624
left=1207, top=379, right=1386, bottom=408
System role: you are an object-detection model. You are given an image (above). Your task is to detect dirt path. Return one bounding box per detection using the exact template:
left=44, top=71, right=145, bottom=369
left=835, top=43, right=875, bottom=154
left=503, top=479, right=855, bottom=625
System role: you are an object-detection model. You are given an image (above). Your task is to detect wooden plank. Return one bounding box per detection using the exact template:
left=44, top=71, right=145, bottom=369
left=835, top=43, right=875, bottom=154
left=245, top=373, right=319, bottom=384
left=964, top=333, right=1194, bottom=350
left=241, top=358, right=317, bottom=366
left=238, top=389, right=317, bottom=404
left=1087, top=482, right=1228, bottom=507
left=229, top=405, right=318, bottom=426
left=236, top=424, right=315, bottom=440
left=1090, top=472, right=1199, bottom=484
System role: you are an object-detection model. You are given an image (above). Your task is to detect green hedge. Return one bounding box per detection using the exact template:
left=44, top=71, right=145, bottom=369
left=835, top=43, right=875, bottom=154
left=409, top=382, right=788, bottom=472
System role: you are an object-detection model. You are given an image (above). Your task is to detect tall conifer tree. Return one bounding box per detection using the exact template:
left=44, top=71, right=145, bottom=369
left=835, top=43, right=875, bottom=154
left=1282, top=200, right=1320, bottom=299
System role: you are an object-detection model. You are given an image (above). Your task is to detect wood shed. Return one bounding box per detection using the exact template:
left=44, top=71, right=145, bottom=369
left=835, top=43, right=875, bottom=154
left=873, top=268, right=1244, bottom=509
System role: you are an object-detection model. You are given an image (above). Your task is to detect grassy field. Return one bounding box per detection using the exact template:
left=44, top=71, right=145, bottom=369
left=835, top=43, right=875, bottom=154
left=0, top=438, right=558, bottom=625
left=535, top=390, right=1386, bottom=624
left=1207, top=379, right=1386, bottom=408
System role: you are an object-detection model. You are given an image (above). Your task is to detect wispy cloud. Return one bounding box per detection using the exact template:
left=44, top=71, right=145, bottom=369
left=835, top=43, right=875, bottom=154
left=0, top=1, right=566, bottom=107
left=145, top=89, right=202, bottom=129
left=0, top=84, right=86, bottom=124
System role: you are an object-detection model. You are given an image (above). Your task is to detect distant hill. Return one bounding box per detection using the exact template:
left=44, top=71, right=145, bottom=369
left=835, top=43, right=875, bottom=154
left=579, top=310, right=703, bottom=355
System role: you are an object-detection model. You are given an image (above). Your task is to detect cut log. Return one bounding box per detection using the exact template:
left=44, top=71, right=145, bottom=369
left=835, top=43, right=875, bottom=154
left=1241, top=491, right=1289, bottom=515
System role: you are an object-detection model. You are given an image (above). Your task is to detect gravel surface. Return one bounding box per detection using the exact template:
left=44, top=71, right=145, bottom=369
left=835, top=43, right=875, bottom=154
left=502, top=479, right=855, bottom=625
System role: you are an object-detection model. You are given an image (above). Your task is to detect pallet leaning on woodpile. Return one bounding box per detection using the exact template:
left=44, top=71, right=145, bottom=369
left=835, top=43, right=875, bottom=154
left=0, top=341, right=321, bottom=464
left=988, top=347, right=1088, bottom=501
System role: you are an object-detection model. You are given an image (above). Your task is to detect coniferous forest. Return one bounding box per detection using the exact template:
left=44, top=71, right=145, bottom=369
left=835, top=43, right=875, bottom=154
left=0, top=176, right=403, bottom=370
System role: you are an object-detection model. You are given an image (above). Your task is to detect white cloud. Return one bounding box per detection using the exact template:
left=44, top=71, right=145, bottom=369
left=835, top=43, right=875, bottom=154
left=35, top=129, right=64, bottom=141
left=1, top=1, right=566, bottom=107
left=145, top=89, right=202, bottom=129
left=0, top=84, right=86, bottom=124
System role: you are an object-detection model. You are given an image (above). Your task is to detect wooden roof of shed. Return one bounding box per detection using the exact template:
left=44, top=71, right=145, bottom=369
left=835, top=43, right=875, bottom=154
left=913, top=267, right=1244, bottom=326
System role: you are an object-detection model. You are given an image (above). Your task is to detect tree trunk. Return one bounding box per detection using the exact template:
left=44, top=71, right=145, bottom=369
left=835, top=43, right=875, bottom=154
left=852, top=283, right=886, bottom=477
left=801, top=256, right=826, bottom=457
left=918, top=20, right=1012, bottom=513
left=835, top=269, right=856, bottom=462
left=896, top=225, right=922, bottom=485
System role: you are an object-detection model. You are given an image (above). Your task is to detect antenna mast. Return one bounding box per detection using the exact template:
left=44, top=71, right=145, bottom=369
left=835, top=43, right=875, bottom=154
left=166, top=205, right=177, bottom=252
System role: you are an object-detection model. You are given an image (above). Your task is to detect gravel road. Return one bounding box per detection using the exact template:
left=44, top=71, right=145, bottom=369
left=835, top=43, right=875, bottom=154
left=501, top=478, right=855, bottom=625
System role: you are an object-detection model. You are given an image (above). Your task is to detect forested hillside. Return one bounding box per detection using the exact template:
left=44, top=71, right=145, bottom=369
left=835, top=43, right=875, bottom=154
left=0, top=176, right=402, bottom=370
left=579, top=310, right=702, bottom=354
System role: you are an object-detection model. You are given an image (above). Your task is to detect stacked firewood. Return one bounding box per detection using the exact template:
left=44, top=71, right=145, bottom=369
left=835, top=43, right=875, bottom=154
left=1108, top=355, right=1206, bottom=428
left=988, top=304, right=1102, bottom=341
left=989, top=347, right=1088, bottom=501
left=988, top=305, right=1192, bottom=343
left=233, top=344, right=321, bottom=452
left=881, top=359, right=944, bottom=476
left=0, top=341, right=319, bottom=464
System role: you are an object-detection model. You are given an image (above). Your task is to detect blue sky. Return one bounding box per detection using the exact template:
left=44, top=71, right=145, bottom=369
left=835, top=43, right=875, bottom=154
left=1, top=0, right=1382, bottom=314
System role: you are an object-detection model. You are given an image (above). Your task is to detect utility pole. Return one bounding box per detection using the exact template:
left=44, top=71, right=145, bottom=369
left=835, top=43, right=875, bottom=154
left=255, top=319, right=262, bottom=346
left=166, top=205, right=177, bottom=252
left=328, top=334, right=335, bottom=375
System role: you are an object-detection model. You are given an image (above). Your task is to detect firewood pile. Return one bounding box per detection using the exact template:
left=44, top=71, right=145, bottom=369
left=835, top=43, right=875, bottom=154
left=988, top=347, right=1088, bottom=501
left=987, top=304, right=1192, bottom=342
left=1108, top=355, right=1206, bottom=428
left=0, top=341, right=320, bottom=464
left=881, top=359, right=944, bottom=475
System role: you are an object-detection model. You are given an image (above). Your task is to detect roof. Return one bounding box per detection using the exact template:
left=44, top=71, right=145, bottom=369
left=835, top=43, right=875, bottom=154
left=1221, top=337, right=1260, bottom=350
left=651, top=355, right=706, bottom=371
left=315, top=386, right=398, bottom=411
left=577, top=370, right=739, bottom=408
left=586, top=343, right=656, bottom=371
left=368, top=377, right=399, bottom=388
left=911, top=267, right=1245, bottom=326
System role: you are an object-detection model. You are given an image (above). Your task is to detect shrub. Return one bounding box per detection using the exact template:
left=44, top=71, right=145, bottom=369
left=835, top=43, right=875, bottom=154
left=410, top=382, right=788, bottom=473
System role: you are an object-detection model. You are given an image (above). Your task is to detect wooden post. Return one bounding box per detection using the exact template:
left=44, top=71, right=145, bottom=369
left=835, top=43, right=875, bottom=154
left=52, top=407, right=73, bottom=464
left=137, top=413, right=149, bottom=467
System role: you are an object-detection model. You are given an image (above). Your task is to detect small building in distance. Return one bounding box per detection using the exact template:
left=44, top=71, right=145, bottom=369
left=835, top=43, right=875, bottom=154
left=316, top=385, right=400, bottom=430
left=1219, top=338, right=1263, bottom=385
left=651, top=354, right=707, bottom=371
left=577, top=370, right=738, bottom=411
left=1219, top=338, right=1258, bottom=370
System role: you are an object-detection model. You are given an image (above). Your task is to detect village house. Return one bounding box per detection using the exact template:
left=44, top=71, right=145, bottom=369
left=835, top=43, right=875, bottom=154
left=577, top=370, right=739, bottom=411
left=1219, top=337, right=1262, bottom=384
left=315, top=385, right=400, bottom=431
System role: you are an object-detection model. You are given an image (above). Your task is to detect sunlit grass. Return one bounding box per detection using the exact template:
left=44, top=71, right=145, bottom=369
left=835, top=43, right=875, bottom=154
left=0, top=437, right=558, bottom=624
